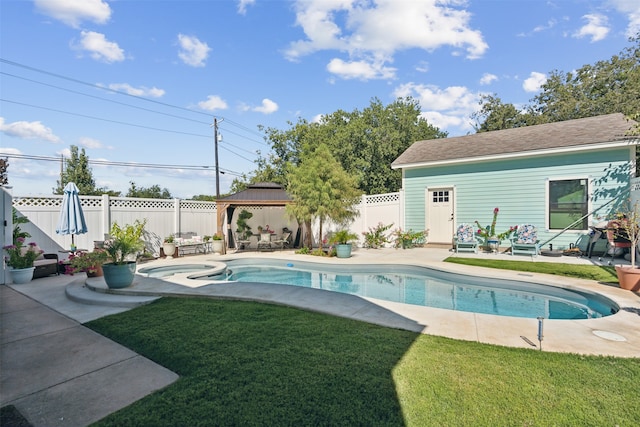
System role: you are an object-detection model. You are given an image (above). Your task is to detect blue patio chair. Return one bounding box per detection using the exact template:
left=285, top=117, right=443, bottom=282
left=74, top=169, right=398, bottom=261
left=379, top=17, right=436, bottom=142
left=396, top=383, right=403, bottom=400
left=454, top=223, right=481, bottom=253
left=509, top=224, right=541, bottom=256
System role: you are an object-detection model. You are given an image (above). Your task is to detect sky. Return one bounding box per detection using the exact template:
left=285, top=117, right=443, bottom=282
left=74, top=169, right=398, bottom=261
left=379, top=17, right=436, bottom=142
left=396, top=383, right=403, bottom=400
left=1, top=0, right=639, bottom=199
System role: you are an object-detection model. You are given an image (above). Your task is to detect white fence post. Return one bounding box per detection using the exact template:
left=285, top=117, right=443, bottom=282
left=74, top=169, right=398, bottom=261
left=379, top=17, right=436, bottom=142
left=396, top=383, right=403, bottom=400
left=101, top=194, right=110, bottom=239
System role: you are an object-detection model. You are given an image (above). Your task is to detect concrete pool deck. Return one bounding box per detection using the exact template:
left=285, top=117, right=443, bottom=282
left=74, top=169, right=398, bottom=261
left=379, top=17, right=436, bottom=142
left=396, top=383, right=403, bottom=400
left=2, top=247, right=638, bottom=425
left=11, top=247, right=640, bottom=357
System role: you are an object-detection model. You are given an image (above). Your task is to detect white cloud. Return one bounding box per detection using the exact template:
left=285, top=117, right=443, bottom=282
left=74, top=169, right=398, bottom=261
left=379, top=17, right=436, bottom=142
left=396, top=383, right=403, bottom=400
left=177, top=34, right=211, bottom=67
left=285, top=0, right=488, bottom=81
left=108, top=83, right=165, bottom=98
left=0, top=117, right=61, bottom=143
left=78, top=137, right=103, bottom=149
left=523, top=71, right=547, bottom=93
left=327, top=58, right=396, bottom=80
left=392, top=83, right=480, bottom=134
left=573, top=14, right=610, bottom=42
left=237, top=0, right=256, bottom=15
left=34, top=0, right=111, bottom=28
left=609, top=0, right=640, bottom=38
left=252, top=99, right=279, bottom=114
left=479, top=73, right=498, bottom=85
left=198, top=95, right=228, bottom=111
left=75, top=30, right=125, bottom=63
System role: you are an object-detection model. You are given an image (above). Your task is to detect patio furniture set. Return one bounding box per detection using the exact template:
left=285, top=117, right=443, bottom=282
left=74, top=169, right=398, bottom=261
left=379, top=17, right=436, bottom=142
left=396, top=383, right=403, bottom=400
left=235, top=231, right=292, bottom=252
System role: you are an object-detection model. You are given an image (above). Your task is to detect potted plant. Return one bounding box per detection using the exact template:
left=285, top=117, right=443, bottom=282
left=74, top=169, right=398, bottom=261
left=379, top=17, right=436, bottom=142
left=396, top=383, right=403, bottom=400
left=163, top=235, right=176, bottom=259
left=102, top=219, right=146, bottom=289
left=211, top=234, right=224, bottom=254
left=392, top=228, right=428, bottom=249
left=475, top=207, right=516, bottom=252
left=69, top=250, right=108, bottom=277
left=236, top=209, right=253, bottom=240
left=611, top=200, right=640, bottom=291
left=330, top=229, right=359, bottom=258
left=2, top=237, right=42, bottom=284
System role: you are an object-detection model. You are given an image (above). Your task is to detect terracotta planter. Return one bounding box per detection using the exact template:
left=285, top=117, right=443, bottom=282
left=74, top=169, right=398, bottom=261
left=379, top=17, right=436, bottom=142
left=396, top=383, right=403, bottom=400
left=614, top=266, right=640, bottom=291
left=87, top=265, right=103, bottom=278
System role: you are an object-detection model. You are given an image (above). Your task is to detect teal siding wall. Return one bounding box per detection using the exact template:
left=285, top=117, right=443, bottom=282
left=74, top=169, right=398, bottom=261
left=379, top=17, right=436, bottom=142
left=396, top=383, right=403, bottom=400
left=404, top=148, right=632, bottom=250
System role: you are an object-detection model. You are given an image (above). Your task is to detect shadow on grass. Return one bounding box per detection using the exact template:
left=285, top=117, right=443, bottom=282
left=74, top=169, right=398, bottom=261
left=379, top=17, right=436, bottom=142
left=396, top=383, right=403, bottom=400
left=87, top=298, right=421, bottom=426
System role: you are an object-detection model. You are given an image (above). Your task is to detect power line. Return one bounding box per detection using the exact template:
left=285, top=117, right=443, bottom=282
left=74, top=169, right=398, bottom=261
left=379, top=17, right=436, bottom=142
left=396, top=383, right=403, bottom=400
left=1, top=71, right=210, bottom=126
left=0, top=98, right=260, bottom=164
left=1, top=98, right=212, bottom=139
left=1, top=58, right=270, bottom=145
left=1, top=153, right=244, bottom=177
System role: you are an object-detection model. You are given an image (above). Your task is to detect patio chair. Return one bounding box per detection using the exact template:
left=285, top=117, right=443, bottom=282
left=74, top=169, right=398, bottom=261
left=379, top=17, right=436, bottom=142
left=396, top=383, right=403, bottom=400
left=257, top=232, right=273, bottom=251
left=454, top=223, right=481, bottom=253
left=272, top=231, right=292, bottom=250
left=509, top=224, right=540, bottom=256
left=234, top=232, right=252, bottom=252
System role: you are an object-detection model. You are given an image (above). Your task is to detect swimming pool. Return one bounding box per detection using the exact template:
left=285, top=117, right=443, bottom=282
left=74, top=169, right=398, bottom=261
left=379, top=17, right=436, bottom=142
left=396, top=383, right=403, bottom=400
left=204, top=259, right=618, bottom=320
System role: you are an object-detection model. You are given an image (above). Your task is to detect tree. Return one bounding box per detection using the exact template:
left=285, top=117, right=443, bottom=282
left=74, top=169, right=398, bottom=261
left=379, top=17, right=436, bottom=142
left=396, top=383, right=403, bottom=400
left=475, top=35, right=640, bottom=130
left=0, top=157, right=8, bottom=185
left=240, top=97, right=445, bottom=195
left=286, top=144, right=362, bottom=249
left=126, top=181, right=172, bottom=199
left=472, top=94, right=536, bottom=132
left=190, top=194, right=217, bottom=201
left=54, top=146, right=101, bottom=195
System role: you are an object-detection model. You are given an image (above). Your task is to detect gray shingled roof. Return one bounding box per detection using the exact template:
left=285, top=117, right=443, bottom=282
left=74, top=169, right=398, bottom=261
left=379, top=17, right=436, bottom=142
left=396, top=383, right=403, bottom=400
left=218, top=182, right=292, bottom=203
left=392, top=113, right=637, bottom=168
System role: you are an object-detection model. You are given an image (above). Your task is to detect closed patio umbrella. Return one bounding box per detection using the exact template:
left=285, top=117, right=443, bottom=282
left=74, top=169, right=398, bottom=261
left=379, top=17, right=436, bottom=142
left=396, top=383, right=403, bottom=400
left=56, top=182, right=88, bottom=246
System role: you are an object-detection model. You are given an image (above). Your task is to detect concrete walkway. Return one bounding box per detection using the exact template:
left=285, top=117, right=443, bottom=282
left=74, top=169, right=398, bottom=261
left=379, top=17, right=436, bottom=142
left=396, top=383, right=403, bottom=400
left=2, top=247, right=639, bottom=426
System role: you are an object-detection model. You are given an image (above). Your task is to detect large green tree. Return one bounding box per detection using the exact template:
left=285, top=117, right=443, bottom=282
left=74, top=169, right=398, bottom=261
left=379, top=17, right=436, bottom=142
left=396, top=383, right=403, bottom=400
left=0, top=157, right=8, bottom=185
left=126, top=181, right=172, bottom=199
left=474, top=35, right=640, bottom=131
left=54, top=145, right=118, bottom=195
left=233, top=97, right=446, bottom=195
left=286, top=144, right=362, bottom=249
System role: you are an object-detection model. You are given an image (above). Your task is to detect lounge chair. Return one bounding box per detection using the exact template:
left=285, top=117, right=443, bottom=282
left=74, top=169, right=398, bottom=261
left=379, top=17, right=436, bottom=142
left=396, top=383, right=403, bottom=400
left=234, top=232, right=252, bottom=252
left=454, top=223, right=480, bottom=253
left=272, top=231, right=292, bottom=250
left=509, top=224, right=540, bottom=256
left=257, top=232, right=273, bottom=251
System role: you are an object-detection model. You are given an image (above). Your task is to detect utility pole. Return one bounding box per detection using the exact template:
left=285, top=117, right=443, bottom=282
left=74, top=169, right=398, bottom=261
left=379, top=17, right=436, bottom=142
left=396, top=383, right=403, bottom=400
left=211, top=117, right=224, bottom=199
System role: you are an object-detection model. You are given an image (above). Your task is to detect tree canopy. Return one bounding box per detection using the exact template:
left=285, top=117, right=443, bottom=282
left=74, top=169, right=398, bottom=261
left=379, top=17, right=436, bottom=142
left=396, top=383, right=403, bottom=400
left=473, top=35, right=640, bottom=132
left=0, top=157, right=7, bottom=186
left=126, top=181, right=172, bottom=199
left=54, top=145, right=119, bottom=196
left=233, top=97, right=446, bottom=195
left=286, top=144, right=362, bottom=248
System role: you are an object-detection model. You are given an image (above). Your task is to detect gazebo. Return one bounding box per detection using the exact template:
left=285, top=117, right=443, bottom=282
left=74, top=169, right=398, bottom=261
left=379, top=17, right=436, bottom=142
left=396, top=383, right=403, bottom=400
left=215, top=182, right=295, bottom=250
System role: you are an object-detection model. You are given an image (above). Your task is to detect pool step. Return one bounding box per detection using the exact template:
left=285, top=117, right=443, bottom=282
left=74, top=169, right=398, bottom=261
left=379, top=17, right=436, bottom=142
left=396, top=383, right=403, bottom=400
left=65, top=280, right=160, bottom=308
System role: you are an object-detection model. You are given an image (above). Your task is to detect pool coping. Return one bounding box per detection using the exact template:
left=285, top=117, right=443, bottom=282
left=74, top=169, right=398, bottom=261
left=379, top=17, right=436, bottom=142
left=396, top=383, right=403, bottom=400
left=88, top=249, right=640, bottom=358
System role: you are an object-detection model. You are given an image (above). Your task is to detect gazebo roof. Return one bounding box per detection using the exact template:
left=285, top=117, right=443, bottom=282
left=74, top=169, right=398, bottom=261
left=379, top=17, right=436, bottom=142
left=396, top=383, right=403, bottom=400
left=217, top=182, right=292, bottom=205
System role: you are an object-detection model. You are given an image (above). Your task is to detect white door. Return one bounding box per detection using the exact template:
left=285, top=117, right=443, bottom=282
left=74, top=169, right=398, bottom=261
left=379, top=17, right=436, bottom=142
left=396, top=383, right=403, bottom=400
left=427, top=187, right=454, bottom=244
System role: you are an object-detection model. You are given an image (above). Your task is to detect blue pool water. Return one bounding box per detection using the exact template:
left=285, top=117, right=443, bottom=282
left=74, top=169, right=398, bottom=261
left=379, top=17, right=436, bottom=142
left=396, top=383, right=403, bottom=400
left=206, top=259, right=618, bottom=320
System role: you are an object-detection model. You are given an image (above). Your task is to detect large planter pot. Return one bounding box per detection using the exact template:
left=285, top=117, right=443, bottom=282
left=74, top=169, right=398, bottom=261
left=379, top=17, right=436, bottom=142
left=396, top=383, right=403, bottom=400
left=87, top=265, right=103, bottom=278
left=335, top=243, right=353, bottom=258
left=163, top=243, right=176, bottom=259
left=10, top=267, right=35, bottom=284
left=615, top=266, right=640, bottom=291
left=212, top=239, right=224, bottom=254
left=102, top=262, right=137, bottom=289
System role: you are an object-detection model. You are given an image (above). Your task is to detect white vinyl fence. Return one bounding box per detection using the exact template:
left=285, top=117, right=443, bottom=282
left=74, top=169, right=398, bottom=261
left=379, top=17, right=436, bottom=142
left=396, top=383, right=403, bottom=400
left=5, top=191, right=404, bottom=258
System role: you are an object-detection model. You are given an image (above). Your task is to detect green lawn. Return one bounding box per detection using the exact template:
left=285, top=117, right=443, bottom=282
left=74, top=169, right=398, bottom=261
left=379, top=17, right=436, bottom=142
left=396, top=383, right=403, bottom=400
left=445, top=256, right=619, bottom=283
left=87, top=297, right=640, bottom=426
